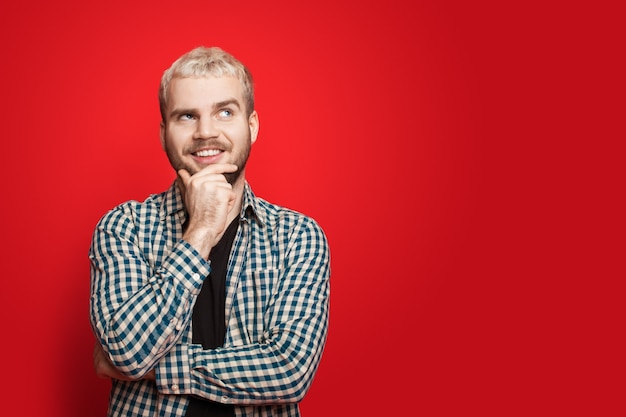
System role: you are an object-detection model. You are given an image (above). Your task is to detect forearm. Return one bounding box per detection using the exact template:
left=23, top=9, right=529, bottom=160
left=156, top=232, right=331, bottom=404
left=157, top=315, right=329, bottom=405
left=90, top=234, right=210, bottom=378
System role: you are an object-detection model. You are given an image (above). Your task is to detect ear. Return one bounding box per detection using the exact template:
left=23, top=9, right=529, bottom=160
left=249, top=110, right=259, bottom=145
left=159, top=120, right=166, bottom=150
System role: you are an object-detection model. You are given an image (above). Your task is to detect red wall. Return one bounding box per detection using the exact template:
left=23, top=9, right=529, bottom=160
left=1, top=1, right=622, bottom=416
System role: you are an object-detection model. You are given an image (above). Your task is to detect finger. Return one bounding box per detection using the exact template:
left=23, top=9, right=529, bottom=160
left=93, top=345, right=109, bottom=378
left=191, top=172, right=234, bottom=184
left=195, top=163, right=238, bottom=176
left=177, top=169, right=191, bottom=183
left=93, top=341, right=101, bottom=355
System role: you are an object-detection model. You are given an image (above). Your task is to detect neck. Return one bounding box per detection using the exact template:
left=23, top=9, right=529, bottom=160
left=227, top=176, right=246, bottom=224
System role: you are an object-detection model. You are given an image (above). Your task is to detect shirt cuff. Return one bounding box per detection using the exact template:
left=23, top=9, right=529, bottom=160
left=158, top=239, right=211, bottom=295
left=155, top=343, right=192, bottom=395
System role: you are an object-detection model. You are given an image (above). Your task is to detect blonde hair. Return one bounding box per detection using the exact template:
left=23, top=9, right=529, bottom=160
left=159, top=46, right=255, bottom=120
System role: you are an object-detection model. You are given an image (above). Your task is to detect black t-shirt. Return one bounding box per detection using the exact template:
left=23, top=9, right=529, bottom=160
left=184, top=216, right=239, bottom=417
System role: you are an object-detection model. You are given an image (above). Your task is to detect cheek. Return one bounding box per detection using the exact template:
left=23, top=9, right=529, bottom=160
left=165, top=126, right=190, bottom=146
left=229, top=124, right=252, bottom=143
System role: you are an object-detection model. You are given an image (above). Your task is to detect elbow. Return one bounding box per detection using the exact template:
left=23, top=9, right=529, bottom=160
left=270, top=349, right=325, bottom=403
left=102, top=332, right=160, bottom=379
left=105, top=348, right=149, bottom=379
left=271, top=368, right=316, bottom=404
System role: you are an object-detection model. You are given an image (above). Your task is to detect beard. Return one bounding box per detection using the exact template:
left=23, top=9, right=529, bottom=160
left=164, top=137, right=251, bottom=185
left=222, top=143, right=250, bottom=185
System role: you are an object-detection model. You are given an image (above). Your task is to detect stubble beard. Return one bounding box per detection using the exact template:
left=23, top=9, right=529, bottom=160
left=165, top=139, right=252, bottom=186
left=223, top=144, right=250, bottom=185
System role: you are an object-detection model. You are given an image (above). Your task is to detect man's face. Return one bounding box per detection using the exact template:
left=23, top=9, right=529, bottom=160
left=160, top=75, right=258, bottom=184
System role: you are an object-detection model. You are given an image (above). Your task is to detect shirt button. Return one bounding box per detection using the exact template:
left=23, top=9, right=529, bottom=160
left=175, top=321, right=183, bottom=331
left=171, top=384, right=179, bottom=392
left=221, top=396, right=229, bottom=403
left=192, top=273, right=200, bottom=280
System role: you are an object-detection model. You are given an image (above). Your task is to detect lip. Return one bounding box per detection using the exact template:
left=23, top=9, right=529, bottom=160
left=190, top=149, right=225, bottom=165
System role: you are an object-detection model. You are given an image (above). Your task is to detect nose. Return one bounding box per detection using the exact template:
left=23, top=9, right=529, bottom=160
left=193, top=116, right=218, bottom=139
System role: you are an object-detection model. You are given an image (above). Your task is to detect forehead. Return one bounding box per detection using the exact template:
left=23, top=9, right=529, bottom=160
left=167, top=75, right=244, bottom=108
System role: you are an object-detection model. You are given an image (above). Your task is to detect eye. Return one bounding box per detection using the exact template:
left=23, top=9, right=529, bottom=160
left=180, top=113, right=194, bottom=120
left=218, top=109, right=233, bottom=118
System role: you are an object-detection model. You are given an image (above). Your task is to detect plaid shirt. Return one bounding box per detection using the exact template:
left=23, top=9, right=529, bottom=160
left=89, top=182, right=330, bottom=416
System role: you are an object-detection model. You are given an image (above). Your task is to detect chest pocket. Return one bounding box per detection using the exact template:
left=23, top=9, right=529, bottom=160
left=238, top=268, right=280, bottom=344
left=225, top=214, right=284, bottom=347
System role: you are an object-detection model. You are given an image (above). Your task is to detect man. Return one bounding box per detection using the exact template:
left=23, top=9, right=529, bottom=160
left=89, top=46, right=330, bottom=417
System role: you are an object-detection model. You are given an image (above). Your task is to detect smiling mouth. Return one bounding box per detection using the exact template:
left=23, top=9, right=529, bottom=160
left=193, top=149, right=222, bottom=157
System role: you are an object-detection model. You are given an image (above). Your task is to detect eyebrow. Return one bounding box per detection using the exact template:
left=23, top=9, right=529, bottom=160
left=214, top=98, right=241, bottom=110
left=168, top=98, right=242, bottom=119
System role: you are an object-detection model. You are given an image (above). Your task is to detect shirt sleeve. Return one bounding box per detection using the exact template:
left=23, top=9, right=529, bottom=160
left=89, top=203, right=211, bottom=378
left=156, top=216, right=331, bottom=405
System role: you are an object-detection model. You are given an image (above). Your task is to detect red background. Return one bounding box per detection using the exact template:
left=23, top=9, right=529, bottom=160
left=0, top=1, right=623, bottom=416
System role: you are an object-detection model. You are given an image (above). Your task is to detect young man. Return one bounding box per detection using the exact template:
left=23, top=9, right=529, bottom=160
left=89, top=46, right=330, bottom=417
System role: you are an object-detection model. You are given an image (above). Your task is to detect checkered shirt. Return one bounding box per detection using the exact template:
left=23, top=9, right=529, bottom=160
left=89, top=182, right=330, bottom=416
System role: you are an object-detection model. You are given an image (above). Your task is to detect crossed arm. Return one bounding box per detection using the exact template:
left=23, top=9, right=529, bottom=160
left=93, top=340, right=155, bottom=381
left=89, top=200, right=330, bottom=403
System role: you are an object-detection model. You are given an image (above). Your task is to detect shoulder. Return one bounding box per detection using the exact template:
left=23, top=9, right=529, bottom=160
left=255, top=196, right=328, bottom=244
left=94, top=188, right=170, bottom=234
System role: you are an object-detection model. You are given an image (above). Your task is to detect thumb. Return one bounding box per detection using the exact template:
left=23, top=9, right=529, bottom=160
left=177, top=169, right=191, bottom=183
left=177, top=169, right=190, bottom=195
left=228, top=189, right=237, bottom=211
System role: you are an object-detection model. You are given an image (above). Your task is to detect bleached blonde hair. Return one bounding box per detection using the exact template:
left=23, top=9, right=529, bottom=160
left=159, top=46, right=255, bottom=120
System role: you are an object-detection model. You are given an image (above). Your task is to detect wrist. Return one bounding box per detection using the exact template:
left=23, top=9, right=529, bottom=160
left=182, top=227, right=215, bottom=259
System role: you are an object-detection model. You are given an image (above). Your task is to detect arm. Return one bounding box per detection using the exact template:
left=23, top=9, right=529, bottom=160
left=89, top=203, right=211, bottom=379
left=90, top=164, right=239, bottom=379
left=156, top=217, right=331, bottom=405
left=93, top=340, right=155, bottom=381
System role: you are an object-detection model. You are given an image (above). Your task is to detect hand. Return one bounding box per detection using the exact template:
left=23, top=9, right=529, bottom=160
left=93, top=341, right=155, bottom=381
left=177, top=164, right=238, bottom=258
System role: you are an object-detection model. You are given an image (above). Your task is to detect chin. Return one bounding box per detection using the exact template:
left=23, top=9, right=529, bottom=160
left=224, top=170, right=243, bottom=185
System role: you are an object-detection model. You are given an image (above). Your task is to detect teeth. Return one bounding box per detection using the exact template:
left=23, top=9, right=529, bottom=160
left=195, top=149, right=221, bottom=157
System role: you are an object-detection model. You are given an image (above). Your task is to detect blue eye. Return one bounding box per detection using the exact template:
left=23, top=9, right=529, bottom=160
left=219, top=109, right=232, bottom=118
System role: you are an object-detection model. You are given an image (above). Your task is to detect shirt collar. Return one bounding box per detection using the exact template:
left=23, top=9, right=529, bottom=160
left=241, top=181, right=265, bottom=226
